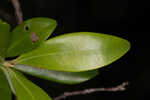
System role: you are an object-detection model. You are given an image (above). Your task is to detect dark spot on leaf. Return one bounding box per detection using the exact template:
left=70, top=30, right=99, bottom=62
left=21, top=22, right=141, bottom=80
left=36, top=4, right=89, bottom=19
left=24, top=25, right=30, bottom=32
left=30, top=32, right=39, bottom=43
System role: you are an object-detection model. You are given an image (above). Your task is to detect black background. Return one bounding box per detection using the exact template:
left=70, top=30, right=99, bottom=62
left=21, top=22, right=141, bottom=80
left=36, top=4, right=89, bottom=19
left=0, top=0, right=150, bottom=100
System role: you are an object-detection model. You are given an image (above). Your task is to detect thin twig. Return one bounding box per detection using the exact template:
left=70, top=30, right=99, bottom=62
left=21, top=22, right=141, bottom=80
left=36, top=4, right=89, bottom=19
left=10, top=0, right=23, bottom=24
left=53, top=82, right=129, bottom=100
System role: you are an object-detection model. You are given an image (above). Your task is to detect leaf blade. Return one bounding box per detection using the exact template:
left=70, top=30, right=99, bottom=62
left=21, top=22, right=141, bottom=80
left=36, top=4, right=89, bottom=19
left=0, top=19, right=10, bottom=59
left=16, top=32, right=131, bottom=72
left=7, top=68, right=52, bottom=100
left=14, top=64, right=98, bottom=84
left=6, top=17, right=57, bottom=57
left=0, top=66, right=12, bottom=100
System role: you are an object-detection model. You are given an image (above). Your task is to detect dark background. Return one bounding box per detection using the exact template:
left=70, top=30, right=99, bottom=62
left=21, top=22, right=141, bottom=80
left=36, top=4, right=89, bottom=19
left=0, top=0, right=150, bottom=100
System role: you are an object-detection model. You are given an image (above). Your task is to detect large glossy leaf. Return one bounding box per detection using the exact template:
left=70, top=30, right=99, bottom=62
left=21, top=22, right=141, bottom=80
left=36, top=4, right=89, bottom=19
left=7, top=17, right=57, bottom=57
left=7, top=68, right=52, bottom=100
left=14, top=64, right=98, bottom=84
left=0, top=19, right=10, bottom=60
left=15, top=32, right=131, bottom=72
left=0, top=66, right=12, bottom=100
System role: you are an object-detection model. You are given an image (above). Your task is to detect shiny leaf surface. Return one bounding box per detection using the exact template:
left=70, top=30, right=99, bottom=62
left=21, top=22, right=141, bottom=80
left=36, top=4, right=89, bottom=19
left=7, top=17, right=57, bottom=57
left=14, top=64, right=98, bottom=84
left=16, top=32, right=130, bottom=72
left=7, top=68, right=52, bottom=100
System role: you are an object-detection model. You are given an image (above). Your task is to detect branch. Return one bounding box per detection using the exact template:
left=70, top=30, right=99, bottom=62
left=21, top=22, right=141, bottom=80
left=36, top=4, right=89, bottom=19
left=10, top=0, right=23, bottom=24
left=53, top=82, right=129, bottom=100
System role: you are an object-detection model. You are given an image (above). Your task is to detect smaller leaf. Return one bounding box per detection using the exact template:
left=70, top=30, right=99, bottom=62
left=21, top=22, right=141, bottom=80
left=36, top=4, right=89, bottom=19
left=7, top=68, right=52, bottom=100
left=7, top=17, right=57, bottom=57
left=0, top=65, right=12, bottom=100
left=14, top=64, right=99, bottom=84
left=0, top=19, right=10, bottom=59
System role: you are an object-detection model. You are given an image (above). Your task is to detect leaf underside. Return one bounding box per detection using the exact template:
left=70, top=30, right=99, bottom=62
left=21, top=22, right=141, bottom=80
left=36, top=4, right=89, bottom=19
left=14, top=64, right=99, bottom=84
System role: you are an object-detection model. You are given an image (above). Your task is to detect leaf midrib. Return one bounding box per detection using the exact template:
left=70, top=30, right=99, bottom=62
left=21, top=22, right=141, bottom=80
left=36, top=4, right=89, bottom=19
left=16, top=49, right=97, bottom=63
left=10, top=70, right=36, bottom=100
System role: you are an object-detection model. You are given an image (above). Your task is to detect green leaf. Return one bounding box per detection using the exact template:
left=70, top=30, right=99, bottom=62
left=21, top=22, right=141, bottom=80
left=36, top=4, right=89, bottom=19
left=6, top=17, right=57, bottom=57
left=7, top=68, right=52, bottom=100
left=0, top=66, right=12, bottom=100
left=14, top=64, right=98, bottom=84
left=0, top=19, right=10, bottom=59
left=15, top=32, right=131, bottom=72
